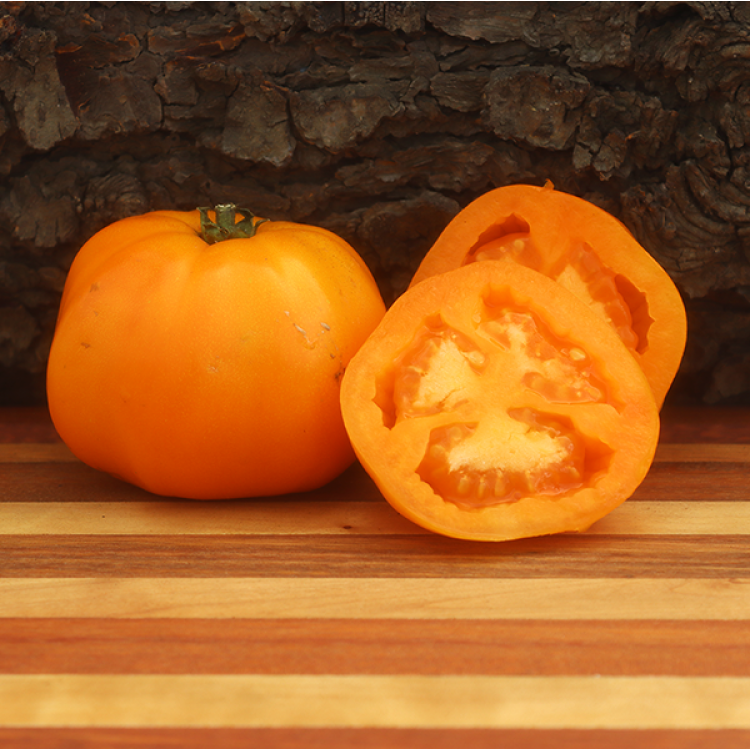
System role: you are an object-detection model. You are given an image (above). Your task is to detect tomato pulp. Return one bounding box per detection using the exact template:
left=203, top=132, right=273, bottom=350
left=341, top=261, right=660, bottom=541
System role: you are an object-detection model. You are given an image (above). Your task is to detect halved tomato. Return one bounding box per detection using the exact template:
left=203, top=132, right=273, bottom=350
left=341, top=261, right=660, bottom=541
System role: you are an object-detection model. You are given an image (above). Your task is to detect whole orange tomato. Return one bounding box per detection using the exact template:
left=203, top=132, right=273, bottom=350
left=47, top=205, right=386, bottom=499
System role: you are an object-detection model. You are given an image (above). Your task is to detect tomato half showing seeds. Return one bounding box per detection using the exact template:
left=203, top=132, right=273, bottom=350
left=341, top=261, right=660, bottom=541
left=409, top=182, right=686, bottom=408
left=47, top=205, right=386, bottom=499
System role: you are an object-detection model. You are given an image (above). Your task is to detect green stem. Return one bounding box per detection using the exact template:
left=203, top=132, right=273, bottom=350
left=198, top=204, right=269, bottom=244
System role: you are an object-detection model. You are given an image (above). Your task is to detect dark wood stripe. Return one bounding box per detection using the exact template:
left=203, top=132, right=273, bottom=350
left=659, top=405, right=750, bottom=444
left=2, top=534, right=749, bottom=578
left=0, top=408, right=60, bottom=444
left=1, top=618, right=749, bottom=677
left=0, top=727, right=748, bottom=749
left=5, top=460, right=750, bottom=503
left=0, top=461, right=382, bottom=503
left=647, top=461, right=750, bottom=472
left=634, top=462, right=750, bottom=501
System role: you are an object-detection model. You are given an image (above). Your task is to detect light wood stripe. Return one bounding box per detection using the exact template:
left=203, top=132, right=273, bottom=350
left=0, top=499, right=415, bottom=535
left=1, top=674, right=750, bottom=729
left=0, top=500, right=747, bottom=536
left=588, top=501, right=750, bottom=535
left=1, top=578, right=749, bottom=619
left=2, top=442, right=749, bottom=464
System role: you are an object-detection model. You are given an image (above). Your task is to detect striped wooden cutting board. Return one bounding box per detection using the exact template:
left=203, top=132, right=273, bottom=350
left=1, top=405, right=750, bottom=748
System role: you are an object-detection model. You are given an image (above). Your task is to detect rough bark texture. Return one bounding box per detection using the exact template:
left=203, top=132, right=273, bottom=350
left=2, top=1, right=750, bottom=405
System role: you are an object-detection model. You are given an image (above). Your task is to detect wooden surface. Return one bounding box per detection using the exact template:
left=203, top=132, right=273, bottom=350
left=2, top=405, right=750, bottom=749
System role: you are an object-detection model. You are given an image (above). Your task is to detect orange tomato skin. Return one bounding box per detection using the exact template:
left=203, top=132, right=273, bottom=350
left=47, top=210, right=386, bottom=499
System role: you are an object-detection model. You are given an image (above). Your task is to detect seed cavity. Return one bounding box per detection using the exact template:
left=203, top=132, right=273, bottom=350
left=417, top=411, right=591, bottom=509
left=554, top=243, right=640, bottom=353
left=389, top=320, right=486, bottom=423
left=477, top=306, right=611, bottom=406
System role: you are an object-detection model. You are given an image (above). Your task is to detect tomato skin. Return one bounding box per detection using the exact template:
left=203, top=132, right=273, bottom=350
left=47, top=209, right=386, bottom=499
left=341, top=261, right=660, bottom=541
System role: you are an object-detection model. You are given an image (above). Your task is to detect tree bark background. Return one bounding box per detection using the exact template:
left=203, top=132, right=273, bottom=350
left=1, top=1, right=750, bottom=406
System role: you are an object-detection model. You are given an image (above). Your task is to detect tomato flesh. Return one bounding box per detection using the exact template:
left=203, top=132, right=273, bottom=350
left=467, top=229, right=642, bottom=354
left=379, top=297, right=614, bottom=511
left=342, top=261, right=659, bottom=541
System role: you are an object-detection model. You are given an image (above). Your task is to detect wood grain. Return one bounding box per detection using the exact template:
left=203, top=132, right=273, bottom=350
left=2, top=533, right=749, bottom=578
left=2, top=577, right=750, bottom=619
left=3, top=674, right=750, bottom=729
left=2, top=618, right=750, bottom=676
left=2, top=406, right=750, bottom=748
left=1, top=727, right=749, bottom=749
left=1, top=500, right=749, bottom=536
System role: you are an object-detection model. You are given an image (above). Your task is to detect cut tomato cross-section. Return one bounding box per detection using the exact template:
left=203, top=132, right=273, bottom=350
left=341, top=261, right=660, bottom=541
